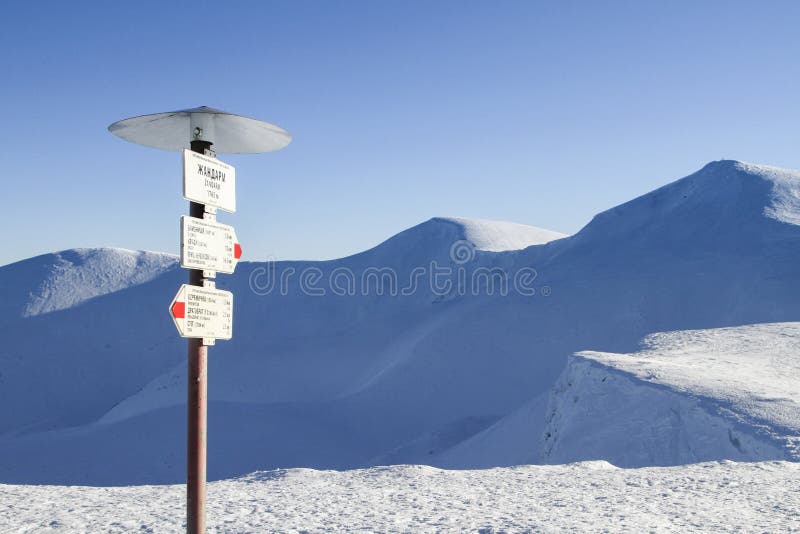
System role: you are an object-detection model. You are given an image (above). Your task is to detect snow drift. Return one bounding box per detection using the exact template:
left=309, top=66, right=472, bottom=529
left=543, top=323, right=800, bottom=467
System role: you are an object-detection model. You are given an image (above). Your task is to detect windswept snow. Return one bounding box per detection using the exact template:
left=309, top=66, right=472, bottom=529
left=543, top=323, right=800, bottom=467
left=0, top=248, right=176, bottom=320
left=584, top=322, right=800, bottom=450
left=560, top=160, right=800, bottom=257
left=1, top=462, right=798, bottom=533
left=740, top=161, right=800, bottom=225
left=433, top=216, right=567, bottom=251
left=343, top=216, right=565, bottom=267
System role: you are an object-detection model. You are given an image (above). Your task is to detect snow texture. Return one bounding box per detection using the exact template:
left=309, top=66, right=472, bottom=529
left=1, top=461, right=798, bottom=533
left=9, top=248, right=176, bottom=319
left=561, top=323, right=800, bottom=463
left=433, top=216, right=567, bottom=251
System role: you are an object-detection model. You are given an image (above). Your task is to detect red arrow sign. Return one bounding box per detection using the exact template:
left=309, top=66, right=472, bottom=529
left=171, top=300, right=185, bottom=319
left=169, top=284, right=234, bottom=340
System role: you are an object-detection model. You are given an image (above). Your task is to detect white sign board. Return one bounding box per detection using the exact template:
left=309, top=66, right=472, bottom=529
left=169, top=284, right=233, bottom=340
left=182, top=149, right=236, bottom=212
left=181, top=216, right=242, bottom=274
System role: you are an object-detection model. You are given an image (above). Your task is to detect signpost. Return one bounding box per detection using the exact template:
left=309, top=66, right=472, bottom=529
left=108, top=106, right=291, bottom=534
left=181, top=216, right=242, bottom=274
left=169, top=284, right=234, bottom=341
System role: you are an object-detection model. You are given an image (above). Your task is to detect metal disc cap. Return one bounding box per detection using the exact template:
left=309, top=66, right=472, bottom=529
left=108, top=106, right=292, bottom=154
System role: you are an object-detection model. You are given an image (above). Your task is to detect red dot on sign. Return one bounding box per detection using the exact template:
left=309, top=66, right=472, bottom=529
left=171, top=301, right=186, bottom=319
left=234, top=243, right=242, bottom=259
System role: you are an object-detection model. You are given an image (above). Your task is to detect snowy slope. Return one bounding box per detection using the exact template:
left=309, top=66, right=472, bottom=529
left=0, top=248, right=175, bottom=322
left=0, top=249, right=181, bottom=436
left=98, top=217, right=566, bottom=426
left=543, top=322, right=800, bottom=467
left=2, top=160, right=800, bottom=484
left=2, top=461, right=799, bottom=532
left=433, top=216, right=566, bottom=251
left=435, top=393, right=548, bottom=468
left=1, top=216, right=573, bottom=483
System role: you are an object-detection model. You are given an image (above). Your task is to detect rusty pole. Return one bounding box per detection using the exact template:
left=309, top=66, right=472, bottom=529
left=187, top=139, right=212, bottom=534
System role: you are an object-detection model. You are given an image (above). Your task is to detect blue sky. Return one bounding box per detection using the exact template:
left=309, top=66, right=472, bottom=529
left=3, top=1, right=800, bottom=265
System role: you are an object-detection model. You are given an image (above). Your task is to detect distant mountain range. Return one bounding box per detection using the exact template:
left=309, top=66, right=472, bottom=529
left=2, top=160, right=799, bottom=485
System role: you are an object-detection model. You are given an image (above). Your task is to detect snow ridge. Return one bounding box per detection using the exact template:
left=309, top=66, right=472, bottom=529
left=432, top=217, right=567, bottom=251
left=543, top=323, right=800, bottom=466
left=1, top=248, right=177, bottom=318
left=571, top=160, right=800, bottom=247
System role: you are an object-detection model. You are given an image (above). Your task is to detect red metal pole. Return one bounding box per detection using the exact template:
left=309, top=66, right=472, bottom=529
left=187, top=140, right=212, bottom=534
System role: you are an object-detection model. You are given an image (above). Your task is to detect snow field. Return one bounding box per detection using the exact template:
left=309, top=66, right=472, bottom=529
left=1, top=461, right=798, bottom=533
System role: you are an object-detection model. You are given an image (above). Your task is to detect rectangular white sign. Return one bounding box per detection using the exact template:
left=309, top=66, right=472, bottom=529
left=169, top=284, right=233, bottom=340
left=182, top=149, right=236, bottom=212
left=181, top=216, right=241, bottom=274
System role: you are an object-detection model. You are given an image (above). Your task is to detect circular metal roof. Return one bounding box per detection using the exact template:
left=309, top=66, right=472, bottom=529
left=108, top=106, right=292, bottom=154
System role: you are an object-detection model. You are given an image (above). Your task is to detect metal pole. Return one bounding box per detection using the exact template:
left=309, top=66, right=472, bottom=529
left=187, top=139, right=212, bottom=534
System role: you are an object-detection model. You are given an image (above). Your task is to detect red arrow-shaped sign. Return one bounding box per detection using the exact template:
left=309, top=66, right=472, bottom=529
left=169, top=284, right=234, bottom=340
left=234, top=243, right=242, bottom=259
left=171, top=300, right=185, bottom=319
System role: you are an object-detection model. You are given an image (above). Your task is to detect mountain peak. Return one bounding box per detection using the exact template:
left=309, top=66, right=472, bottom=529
left=343, top=216, right=567, bottom=266
left=428, top=217, right=567, bottom=252
left=572, top=160, right=800, bottom=247
left=0, top=248, right=177, bottom=320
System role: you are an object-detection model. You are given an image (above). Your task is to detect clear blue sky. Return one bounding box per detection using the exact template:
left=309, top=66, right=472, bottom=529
left=3, top=1, right=800, bottom=266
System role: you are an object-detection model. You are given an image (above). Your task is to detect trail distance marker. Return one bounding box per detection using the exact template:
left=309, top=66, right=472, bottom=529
left=169, top=284, right=233, bottom=340
left=181, top=216, right=242, bottom=274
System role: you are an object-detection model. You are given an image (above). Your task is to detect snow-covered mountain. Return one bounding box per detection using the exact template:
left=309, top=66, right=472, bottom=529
left=2, top=160, right=799, bottom=485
